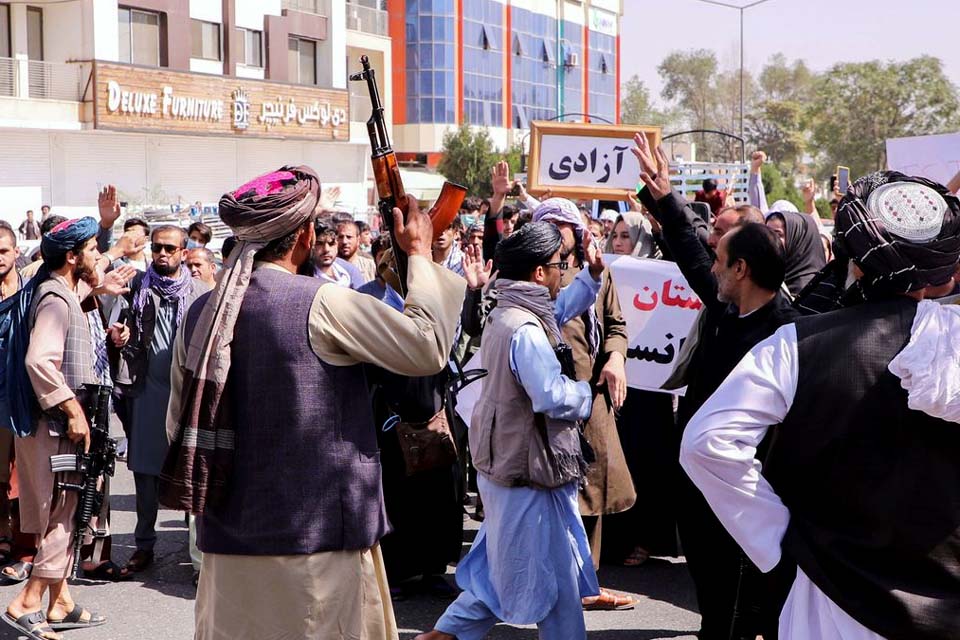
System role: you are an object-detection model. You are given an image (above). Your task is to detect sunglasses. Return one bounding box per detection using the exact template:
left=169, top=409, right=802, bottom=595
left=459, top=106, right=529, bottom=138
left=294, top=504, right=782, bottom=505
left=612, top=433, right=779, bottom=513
left=151, top=243, right=182, bottom=255
left=542, top=261, right=569, bottom=272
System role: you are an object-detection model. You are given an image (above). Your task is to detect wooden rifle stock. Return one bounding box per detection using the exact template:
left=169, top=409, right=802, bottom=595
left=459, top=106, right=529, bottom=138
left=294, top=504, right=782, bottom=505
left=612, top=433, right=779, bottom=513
left=351, top=55, right=466, bottom=297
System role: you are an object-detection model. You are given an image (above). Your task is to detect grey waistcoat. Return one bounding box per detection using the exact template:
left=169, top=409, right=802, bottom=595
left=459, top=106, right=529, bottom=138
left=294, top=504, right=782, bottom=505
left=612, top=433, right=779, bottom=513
left=194, top=268, right=388, bottom=555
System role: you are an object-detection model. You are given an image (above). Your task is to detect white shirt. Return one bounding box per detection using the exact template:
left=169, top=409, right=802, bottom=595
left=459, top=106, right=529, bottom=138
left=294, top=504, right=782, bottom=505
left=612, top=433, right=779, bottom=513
left=679, top=323, right=883, bottom=640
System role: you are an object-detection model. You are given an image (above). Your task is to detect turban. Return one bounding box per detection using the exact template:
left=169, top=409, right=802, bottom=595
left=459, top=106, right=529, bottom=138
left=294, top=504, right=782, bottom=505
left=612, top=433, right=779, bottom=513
left=495, top=221, right=563, bottom=281
left=835, top=171, right=960, bottom=299
left=159, top=166, right=319, bottom=514
left=40, top=216, right=99, bottom=262
left=533, top=198, right=587, bottom=236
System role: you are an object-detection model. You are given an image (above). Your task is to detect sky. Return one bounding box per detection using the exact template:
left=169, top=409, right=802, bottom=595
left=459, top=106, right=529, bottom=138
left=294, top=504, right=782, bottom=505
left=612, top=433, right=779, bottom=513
left=620, top=0, right=960, bottom=106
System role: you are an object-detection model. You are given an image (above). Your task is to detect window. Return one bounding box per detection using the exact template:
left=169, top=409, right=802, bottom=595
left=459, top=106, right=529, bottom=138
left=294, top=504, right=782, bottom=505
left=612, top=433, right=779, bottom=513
left=191, top=20, right=221, bottom=61
left=0, top=4, right=10, bottom=58
left=118, top=8, right=160, bottom=66
left=236, top=28, right=262, bottom=67
left=26, top=7, right=42, bottom=60
left=288, top=37, right=317, bottom=85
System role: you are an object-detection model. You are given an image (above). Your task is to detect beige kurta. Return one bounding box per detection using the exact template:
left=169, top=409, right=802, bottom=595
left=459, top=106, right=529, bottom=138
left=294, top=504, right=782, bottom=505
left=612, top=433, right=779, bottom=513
left=168, top=255, right=466, bottom=640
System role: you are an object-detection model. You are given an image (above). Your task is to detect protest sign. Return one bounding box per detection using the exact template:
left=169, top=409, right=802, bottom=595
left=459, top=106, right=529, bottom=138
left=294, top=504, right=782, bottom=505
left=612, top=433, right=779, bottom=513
left=886, top=132, right=960, bottom=186
left=455, top=256, right=702, bottom=423
left=527, top=122, right=660, bottom=201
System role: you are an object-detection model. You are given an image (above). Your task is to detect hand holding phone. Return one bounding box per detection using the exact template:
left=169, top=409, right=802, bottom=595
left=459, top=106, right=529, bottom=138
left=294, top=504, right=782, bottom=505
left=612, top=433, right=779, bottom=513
left=837, top=166, right=850, bottom=194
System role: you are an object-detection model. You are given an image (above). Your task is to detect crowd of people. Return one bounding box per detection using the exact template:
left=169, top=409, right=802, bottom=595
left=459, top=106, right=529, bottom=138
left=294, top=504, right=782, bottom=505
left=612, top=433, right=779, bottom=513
left=0, top=139, right=957, bottom=640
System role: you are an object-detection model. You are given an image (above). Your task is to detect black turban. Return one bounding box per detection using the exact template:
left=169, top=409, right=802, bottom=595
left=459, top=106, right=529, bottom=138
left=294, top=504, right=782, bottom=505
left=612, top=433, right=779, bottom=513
left=495, top=221, right=562, bottom=281
left=835, top=171, right=960, bottom=299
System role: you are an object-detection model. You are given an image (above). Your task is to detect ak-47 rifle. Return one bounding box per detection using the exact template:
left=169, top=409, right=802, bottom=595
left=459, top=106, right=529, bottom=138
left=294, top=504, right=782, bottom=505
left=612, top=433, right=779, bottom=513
left=50, top=384, right=118, bottom=579
left=350, top=55, right=466, bottom=296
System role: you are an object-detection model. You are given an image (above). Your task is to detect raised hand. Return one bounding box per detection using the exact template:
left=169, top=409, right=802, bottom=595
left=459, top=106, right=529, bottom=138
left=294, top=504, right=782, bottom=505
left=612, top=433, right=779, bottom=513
left=801, top=179, right=817, bottom=204
left=462, top=244, right=493, bottom=290
left=582, top=231, right=605, bottom=280
left=96, top=264, right=137, bottom=296
left=491, top=161, right=511, bottom=197
left=318, top=185, right=341, bottom=213
left=750, top=151, right=767, bottom=174
left=98, top=185, right=122, bottom=229
left=631, top=133, right=671, bottom=200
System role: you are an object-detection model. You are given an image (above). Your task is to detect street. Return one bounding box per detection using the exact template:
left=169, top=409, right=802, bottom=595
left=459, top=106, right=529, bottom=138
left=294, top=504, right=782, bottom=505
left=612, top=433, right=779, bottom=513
left=0, top=446, right=700, bottom=640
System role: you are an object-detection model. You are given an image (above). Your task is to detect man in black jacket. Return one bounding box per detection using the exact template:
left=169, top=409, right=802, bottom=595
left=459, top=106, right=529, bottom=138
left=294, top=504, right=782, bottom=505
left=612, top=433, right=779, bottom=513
left=633, top=134, right=798, bottom=639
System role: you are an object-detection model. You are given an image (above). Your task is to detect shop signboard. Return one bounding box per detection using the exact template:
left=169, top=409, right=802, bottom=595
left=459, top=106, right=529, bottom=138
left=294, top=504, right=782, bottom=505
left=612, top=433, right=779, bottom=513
left=92, top=62, right=350, bottom=141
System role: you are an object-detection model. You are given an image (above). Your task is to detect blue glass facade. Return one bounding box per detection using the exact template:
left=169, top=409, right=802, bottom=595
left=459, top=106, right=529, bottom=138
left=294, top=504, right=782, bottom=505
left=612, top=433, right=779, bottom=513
left=463, top=0, right=504, bottom=127
left=587, top=30, right=616, bottom=124
left=510, top=6, right=557, bottom=128
left=559, top=21, right=583, bottom=122
left=404, top=0, right=456, bottom=124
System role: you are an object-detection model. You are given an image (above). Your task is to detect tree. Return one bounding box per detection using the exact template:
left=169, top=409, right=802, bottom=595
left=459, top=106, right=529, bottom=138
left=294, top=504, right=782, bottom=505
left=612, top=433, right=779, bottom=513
left=437, top=125, right=498, bottom=197
left=620, top=74, right=681, bottom=130
left=760, top=163, right=803, bottom=211
left=746, top=55, right=816, bottom=169
left=658, top=50, right=720, bottom=154
left=809, top=56, right=960, bottom=179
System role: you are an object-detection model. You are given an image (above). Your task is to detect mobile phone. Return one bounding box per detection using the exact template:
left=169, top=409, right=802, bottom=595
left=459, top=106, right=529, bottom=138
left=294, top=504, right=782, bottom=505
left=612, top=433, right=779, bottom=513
left=837, top=166, right=850, bottom=194
left=508, top=183, right=522, bottom=197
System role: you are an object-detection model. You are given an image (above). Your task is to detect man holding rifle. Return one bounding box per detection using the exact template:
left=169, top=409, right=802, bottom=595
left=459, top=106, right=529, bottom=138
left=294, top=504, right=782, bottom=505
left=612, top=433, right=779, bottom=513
left=162, top=167, right=464, bottom=640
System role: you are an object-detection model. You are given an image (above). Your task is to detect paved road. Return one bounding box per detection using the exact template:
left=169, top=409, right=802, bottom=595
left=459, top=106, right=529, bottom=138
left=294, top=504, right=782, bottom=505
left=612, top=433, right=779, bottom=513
left=0, top=447, right=700, bottom=640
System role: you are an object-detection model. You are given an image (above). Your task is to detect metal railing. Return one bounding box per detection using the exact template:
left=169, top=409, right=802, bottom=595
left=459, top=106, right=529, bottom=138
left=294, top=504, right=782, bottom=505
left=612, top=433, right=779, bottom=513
left=670, top=162, right=750, bottom=203
left=345, top=1, right=388, bottom=36
left=282, top=0, right=325, bottom=15
left=0, top=57, right=15, bottom=97
left=28, top=60, right=82, bottom=101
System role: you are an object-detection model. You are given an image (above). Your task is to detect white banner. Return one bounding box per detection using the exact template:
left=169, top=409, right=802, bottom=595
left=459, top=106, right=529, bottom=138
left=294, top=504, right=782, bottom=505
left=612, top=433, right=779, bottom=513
left=537, top=134, right=639, bottom=191
left=886, top=132, right=960, bottom=187
left=455, top=257, right=703, bottom=422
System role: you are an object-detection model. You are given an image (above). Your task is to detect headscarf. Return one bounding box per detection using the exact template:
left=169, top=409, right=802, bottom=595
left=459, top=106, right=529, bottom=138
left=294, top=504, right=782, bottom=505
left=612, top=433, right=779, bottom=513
left=836, top=171, right=960, bottom=300
left=160, top=166, right=319, bottom=514
left=603, top=213, right=658, bottom=258
left=769, top=199, right=799, bottom=214
left=494, top=221, right=563, bottom=288
left=532, top=198, right=587, bottom=239
left=132, top=264, right=194, bottom=341
left=767, top=210, right=827, bottom=296
left=40, top=217, right=99, bottom=263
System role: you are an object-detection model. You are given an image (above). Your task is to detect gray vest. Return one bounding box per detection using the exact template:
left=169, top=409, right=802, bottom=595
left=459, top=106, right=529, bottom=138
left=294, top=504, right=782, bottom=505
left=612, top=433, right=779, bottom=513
left=29, top=277, right=97, bottom=428
left=470, top=305, right=583, bottom=489
left=767, top=297, right=960, bottom=640
left=194, top=268, right=388, bottom=555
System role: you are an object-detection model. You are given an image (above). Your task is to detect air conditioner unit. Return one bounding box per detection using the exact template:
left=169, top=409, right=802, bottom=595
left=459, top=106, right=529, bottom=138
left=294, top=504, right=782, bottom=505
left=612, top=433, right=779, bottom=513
left=565, top=52, right=580, bottom=68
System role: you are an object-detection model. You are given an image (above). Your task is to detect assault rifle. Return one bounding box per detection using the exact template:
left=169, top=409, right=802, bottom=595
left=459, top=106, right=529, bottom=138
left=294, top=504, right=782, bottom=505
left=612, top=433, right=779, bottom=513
left=350, top=55, right=467, bottom=296
left=49, top=384, right=118, bottom=579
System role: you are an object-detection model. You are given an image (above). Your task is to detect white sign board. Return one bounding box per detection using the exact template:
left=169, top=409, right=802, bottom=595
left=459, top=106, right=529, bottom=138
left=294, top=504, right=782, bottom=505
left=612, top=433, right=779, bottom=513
left=528, top=122, right=661, bottom=201
left=886, top=132, right=960, bottom=187
left=455, top=256, right=703, bottom=423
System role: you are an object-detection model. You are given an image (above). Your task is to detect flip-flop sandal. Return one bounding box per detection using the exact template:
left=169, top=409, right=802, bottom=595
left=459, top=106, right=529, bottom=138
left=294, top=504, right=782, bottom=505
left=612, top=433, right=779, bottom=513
left=83, top=560, right=132, bottom=582
left=0, top=560, right=33, bottom=585
left=582, top=588, right=638, bottom=611
left=47, top=604, right=106, bottom=631
left=2, top=610, right=61, bottom=640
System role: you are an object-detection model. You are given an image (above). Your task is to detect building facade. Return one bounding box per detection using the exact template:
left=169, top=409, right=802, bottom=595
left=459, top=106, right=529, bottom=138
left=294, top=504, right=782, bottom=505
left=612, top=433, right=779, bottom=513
left=388, top=0, right=623, bottom=163
left=0, top=0, right=391, bottom=222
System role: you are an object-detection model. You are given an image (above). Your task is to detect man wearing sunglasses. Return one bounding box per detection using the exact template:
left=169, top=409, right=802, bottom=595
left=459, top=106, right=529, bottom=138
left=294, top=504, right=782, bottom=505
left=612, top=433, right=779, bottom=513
left=112, top=225, right=209, bottom=575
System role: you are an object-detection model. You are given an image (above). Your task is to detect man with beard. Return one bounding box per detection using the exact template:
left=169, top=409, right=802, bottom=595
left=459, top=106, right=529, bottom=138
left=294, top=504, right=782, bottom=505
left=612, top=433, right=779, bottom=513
left=5, top=218, right=131, bottom=638
left=113, top=225, right=208, bottom=575
left=162, top=167, right=463, bottom=639
left=682, top=173, right=960, bottom=639
left=337, top=219, right=377, bottom=283
left=312, top=223, right=355, bottom=288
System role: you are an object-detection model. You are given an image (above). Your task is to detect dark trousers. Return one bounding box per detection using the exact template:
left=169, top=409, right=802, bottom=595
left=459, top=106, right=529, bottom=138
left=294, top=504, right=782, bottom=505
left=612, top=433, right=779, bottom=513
left=134, top=472, right=159, bottom=552
left=677, top=474, right=761, bottom=640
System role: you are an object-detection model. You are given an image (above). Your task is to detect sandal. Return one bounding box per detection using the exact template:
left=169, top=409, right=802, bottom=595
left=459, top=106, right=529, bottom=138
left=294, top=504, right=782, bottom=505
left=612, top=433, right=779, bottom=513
left=124, top=549, right=154, bottom=573
left=582, top=588, right=638, bottom=611
left=623, top=546, right=650, bottom=567
left=83, top=560, right=132, bottom=582
left=0, top=560, right=33, bottom=585
left=2, top=610, right=61, bottom=640
left=47, top=604, right=106, bottom=631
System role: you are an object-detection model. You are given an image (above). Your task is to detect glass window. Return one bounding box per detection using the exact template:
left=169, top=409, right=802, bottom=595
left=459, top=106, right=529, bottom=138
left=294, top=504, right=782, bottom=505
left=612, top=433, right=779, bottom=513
left=0, top=5, right=8, bottom=58
left=26, top=7, right=42, bottom=60
left=117, top=8, right=131, bottom=63
left=191, top=19, right=221, bottom=61
left=289, top=37, right=317, bottom=85
left=237, top=28, right=262, bottom=67
left=119, top=8, right=160, bottom=66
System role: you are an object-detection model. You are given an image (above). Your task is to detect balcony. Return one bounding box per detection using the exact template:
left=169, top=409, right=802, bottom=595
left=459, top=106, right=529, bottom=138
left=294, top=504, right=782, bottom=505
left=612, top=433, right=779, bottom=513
left=345, top=1, right=388, bottom=37
left=0, top=57, right=84, bottom=101
left=282, top=0, right=325, bottom=15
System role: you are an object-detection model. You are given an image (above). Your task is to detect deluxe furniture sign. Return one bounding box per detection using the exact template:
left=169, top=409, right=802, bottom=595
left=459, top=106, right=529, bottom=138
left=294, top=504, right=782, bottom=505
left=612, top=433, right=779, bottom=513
left=92, top=62, right=350, bottom=141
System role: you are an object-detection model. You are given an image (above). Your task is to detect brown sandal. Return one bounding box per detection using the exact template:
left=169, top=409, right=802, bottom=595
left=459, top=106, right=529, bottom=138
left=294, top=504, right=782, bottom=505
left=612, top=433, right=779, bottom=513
left=582, top=588, right=638, bottom=611
left=124, top=549, right=154, bottom=573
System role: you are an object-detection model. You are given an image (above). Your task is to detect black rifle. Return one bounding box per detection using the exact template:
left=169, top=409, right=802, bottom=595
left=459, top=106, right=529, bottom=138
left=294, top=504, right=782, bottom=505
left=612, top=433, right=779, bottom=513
left=49, top=384, right=118, bottom=579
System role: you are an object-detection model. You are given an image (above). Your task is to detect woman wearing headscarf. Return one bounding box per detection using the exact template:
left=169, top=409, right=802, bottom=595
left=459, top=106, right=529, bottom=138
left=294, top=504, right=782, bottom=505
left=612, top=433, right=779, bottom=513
left=766, top=210, right=827, bottom=296
left=599, top=213, right=679, bottom=569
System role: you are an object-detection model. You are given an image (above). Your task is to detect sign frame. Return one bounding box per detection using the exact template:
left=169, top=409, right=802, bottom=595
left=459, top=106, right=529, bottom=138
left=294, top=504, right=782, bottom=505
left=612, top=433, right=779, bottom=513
left=527, top=121, right=661, bottom=201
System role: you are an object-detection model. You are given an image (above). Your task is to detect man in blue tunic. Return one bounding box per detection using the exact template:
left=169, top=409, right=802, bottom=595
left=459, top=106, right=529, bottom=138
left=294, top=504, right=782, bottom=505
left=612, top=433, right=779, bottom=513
left=417, top=221, right=602, bottom=640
